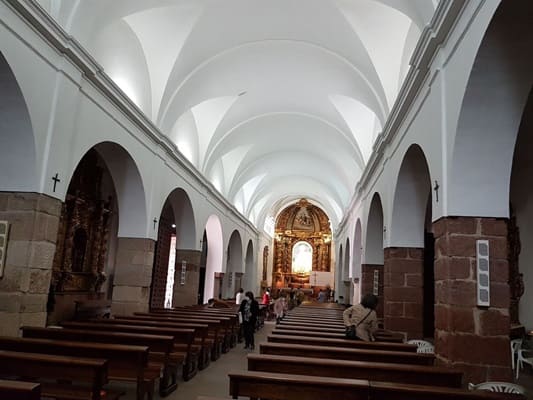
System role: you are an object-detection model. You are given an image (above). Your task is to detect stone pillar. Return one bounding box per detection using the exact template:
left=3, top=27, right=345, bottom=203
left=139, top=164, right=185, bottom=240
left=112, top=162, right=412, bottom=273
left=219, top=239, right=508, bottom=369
left=383, top=247, right=424, bottom=339
left=173, top=249, right=201, bottom=306
left=112, top=238, right=155, bottom=315
left=433, top=217, right=511, bottom=383
left=0, top=192, right=61, bottom=336
left=361, top=264, right=384, bottom=320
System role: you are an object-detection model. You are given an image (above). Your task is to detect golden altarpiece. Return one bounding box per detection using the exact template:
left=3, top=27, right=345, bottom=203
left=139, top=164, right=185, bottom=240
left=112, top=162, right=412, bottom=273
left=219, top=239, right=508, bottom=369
left=272, top=199, right=332, bottom=290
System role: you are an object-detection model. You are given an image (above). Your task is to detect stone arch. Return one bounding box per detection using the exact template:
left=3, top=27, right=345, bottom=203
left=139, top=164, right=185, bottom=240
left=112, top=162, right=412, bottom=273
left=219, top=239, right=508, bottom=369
left=336, top=243, right=343, bottom=302
left=90, top=142, right=148, bottom=238
left=242, top=239, right=255, bottom=293
left=510, top=88, right=533, bottom=331
left=449, top=1, right=533, bottom=218
left=390, top=144, right=431, bottom=247
left=223, top=230, right=243, bottom=298
left=365, top=193, right=384, bottom=264
left=352, top=219, right=362, bottom=305
left=166, top=188, right=196, bottom=249
left=0, top=52, right=36, bottom=192
left=150, top=187, right=197, bottom=308
left=352, top=219, right=362, bottom=277
left=362, top=193, right=385, bottom=318
left=204, top=214, right=223, bottom=303
left=386, top=143, right=431, bottom=339
left=343, top=238, right=350, bottom=281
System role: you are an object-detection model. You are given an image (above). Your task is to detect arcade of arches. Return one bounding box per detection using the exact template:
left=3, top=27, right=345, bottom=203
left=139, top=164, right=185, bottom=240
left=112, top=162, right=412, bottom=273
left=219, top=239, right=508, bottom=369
left=0, top=0, right=532, bottom=388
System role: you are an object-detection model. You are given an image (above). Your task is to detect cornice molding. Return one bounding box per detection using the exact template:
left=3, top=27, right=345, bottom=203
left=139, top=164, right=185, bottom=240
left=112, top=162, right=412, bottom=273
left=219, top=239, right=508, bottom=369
left=336, top=0, right=467, bottom=235
left=3, top=0, right=258, bottom=235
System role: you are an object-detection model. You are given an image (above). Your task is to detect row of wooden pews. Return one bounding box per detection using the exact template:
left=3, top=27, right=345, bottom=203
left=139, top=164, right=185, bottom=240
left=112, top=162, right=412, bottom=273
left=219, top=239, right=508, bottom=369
left=228, top=303, right=524, bottom=400
left=0, top=303, right=245, bottom=400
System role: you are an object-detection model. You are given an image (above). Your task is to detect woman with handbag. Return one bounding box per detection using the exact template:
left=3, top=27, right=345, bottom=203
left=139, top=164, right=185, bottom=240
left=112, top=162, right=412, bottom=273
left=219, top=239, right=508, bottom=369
left=343, top=294, right=379, bottom=341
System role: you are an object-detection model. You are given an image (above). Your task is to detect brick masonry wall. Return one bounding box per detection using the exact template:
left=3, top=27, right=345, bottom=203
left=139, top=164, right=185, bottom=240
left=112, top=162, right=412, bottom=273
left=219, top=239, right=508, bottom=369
left=361, top=264, right=384, bottom=320
left=383, top=247, right=424, bottom=340
left=112, top=237, right=155, bottom=315
left=0, top=192, right=61, bottom=335
left=173, top=249, right=201, bottom=306
left=433, top=216, right=511, bottom=383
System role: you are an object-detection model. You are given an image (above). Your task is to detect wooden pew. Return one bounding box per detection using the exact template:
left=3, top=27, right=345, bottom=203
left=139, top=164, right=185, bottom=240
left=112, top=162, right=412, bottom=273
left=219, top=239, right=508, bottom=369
left=272, top=327, right=351, bottom=339
left=229, top=370, right=369, bottom=400
left=100, top=317, right=211, bottom=370
left=267, top=334, right=417, bottom=352
left=0, top=336, right=156, bottom=400
left=247, top=354, right=462, bottom=387
left=260, top=342, right=435, bottom=365
left=21, top=326, right=178, bottom=397
left=370, top=381, right=525, bottom=400
left=61, top=321, right=198, bottom=381
left=0, top=379, right=40, bottom=400
left=228, top=371, right=524, bottom=400
left=274, top=324, right=345, bottom=334
left=133, top=313, right=224, bottom=361
left=0, top=350, right=118, bottom=400
left=150, top=309, right=235, bottom=352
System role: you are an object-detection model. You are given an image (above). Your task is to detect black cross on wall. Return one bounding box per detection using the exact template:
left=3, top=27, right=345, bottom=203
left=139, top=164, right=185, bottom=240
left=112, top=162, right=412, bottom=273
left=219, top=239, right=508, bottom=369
left=52, top=173, right=61, bottom=192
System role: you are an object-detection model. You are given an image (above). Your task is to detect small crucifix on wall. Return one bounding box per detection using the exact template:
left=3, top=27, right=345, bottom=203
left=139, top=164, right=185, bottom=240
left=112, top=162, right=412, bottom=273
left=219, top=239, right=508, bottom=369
left=153, top=218, right=158, bottom=230
left=52, top=173, right=61, bottom=192
left=434, top=180, right=440, bottom=203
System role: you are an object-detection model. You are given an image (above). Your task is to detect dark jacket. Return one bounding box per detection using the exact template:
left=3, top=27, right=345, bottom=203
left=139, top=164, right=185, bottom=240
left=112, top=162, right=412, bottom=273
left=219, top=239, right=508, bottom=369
left=239, top=297, right=259, bottom=324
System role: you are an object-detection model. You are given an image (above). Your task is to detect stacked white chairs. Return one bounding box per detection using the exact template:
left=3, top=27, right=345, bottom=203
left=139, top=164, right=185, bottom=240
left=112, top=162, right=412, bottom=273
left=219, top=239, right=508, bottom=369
left=516, top=347, right=533, bottom=380
left=511, top=338, right=523, bottom=371
left=468, top=381, right=525, bottom=394
left=406, top=339, right=434, bottom=354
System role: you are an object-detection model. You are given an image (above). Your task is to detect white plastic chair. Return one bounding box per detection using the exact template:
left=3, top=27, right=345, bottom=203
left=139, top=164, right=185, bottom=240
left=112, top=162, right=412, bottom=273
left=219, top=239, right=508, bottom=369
left=510, top=338, right=523, bottom=370
left=516, top=348, right=533, bottom=379
left=468, top=381, right=525, bottom=394
left=406, top=339, right=434, bottom=354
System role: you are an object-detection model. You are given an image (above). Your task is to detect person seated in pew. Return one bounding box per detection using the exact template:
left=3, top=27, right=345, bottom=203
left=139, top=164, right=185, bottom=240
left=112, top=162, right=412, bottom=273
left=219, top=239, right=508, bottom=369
left=207, top=298, right=231, bottom=308
left=343, top=293, right=379, bottom=341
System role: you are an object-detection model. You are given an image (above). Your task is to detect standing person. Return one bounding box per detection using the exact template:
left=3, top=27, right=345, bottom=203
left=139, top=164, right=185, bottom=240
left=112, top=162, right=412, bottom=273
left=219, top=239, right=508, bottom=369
left=262, top=287, right=271, bottom=305
left=273, top=296, right=287, bottom=324
left=239, top=291, right=259, bottom=349
left=235, top=288, right=244, bottom=305
left=343, top=293, right=379, bottom=341
left=317, top=289, right=326, bottom=303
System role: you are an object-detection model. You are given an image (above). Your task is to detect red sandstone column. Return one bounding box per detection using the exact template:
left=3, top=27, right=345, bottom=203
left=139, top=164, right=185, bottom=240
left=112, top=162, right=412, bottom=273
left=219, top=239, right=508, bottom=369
left=173, top=249, right=201, bottom=306
left=112, top=237, right=155, bottom=315
left=0, top=193, right=61, bottom=336
left=383, top=247, right=424, bottom=339
left=361, top=264, right=384, bottom=320
left=433, top=217, right=511, bottom=383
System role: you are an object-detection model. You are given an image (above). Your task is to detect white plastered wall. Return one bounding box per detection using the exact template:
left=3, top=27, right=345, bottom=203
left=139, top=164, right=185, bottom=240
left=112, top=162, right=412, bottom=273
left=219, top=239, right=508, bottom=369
left=0, top=1, right=259, bottom=293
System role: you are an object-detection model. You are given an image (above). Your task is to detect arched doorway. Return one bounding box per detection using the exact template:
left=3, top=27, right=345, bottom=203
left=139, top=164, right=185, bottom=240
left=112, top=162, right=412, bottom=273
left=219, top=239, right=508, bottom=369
left=204, top=215, right=223, bottom=303
left=364, top=193, right=384, bottom=319
left=388, top=144, right=432, bottom=340
left=150, top=188, right=196, bottom=308
left=48, top=147, right=119, bottom=323
left=223, top=230, right=243, bottom=299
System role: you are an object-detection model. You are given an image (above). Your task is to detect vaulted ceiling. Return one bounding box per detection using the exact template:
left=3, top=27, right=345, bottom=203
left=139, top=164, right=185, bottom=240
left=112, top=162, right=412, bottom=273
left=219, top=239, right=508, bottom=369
left=40, top=0, right=438, bottom=231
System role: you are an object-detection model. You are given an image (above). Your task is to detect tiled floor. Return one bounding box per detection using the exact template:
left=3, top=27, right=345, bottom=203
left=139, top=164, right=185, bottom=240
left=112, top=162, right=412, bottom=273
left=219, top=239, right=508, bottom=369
left=116, top=321, right=275, bottom=400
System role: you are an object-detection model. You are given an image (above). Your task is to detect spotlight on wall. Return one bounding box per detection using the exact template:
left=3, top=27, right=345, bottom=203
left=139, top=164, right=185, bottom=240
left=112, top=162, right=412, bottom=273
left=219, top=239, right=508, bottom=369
left=171, top=224, right=176, bottom=228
